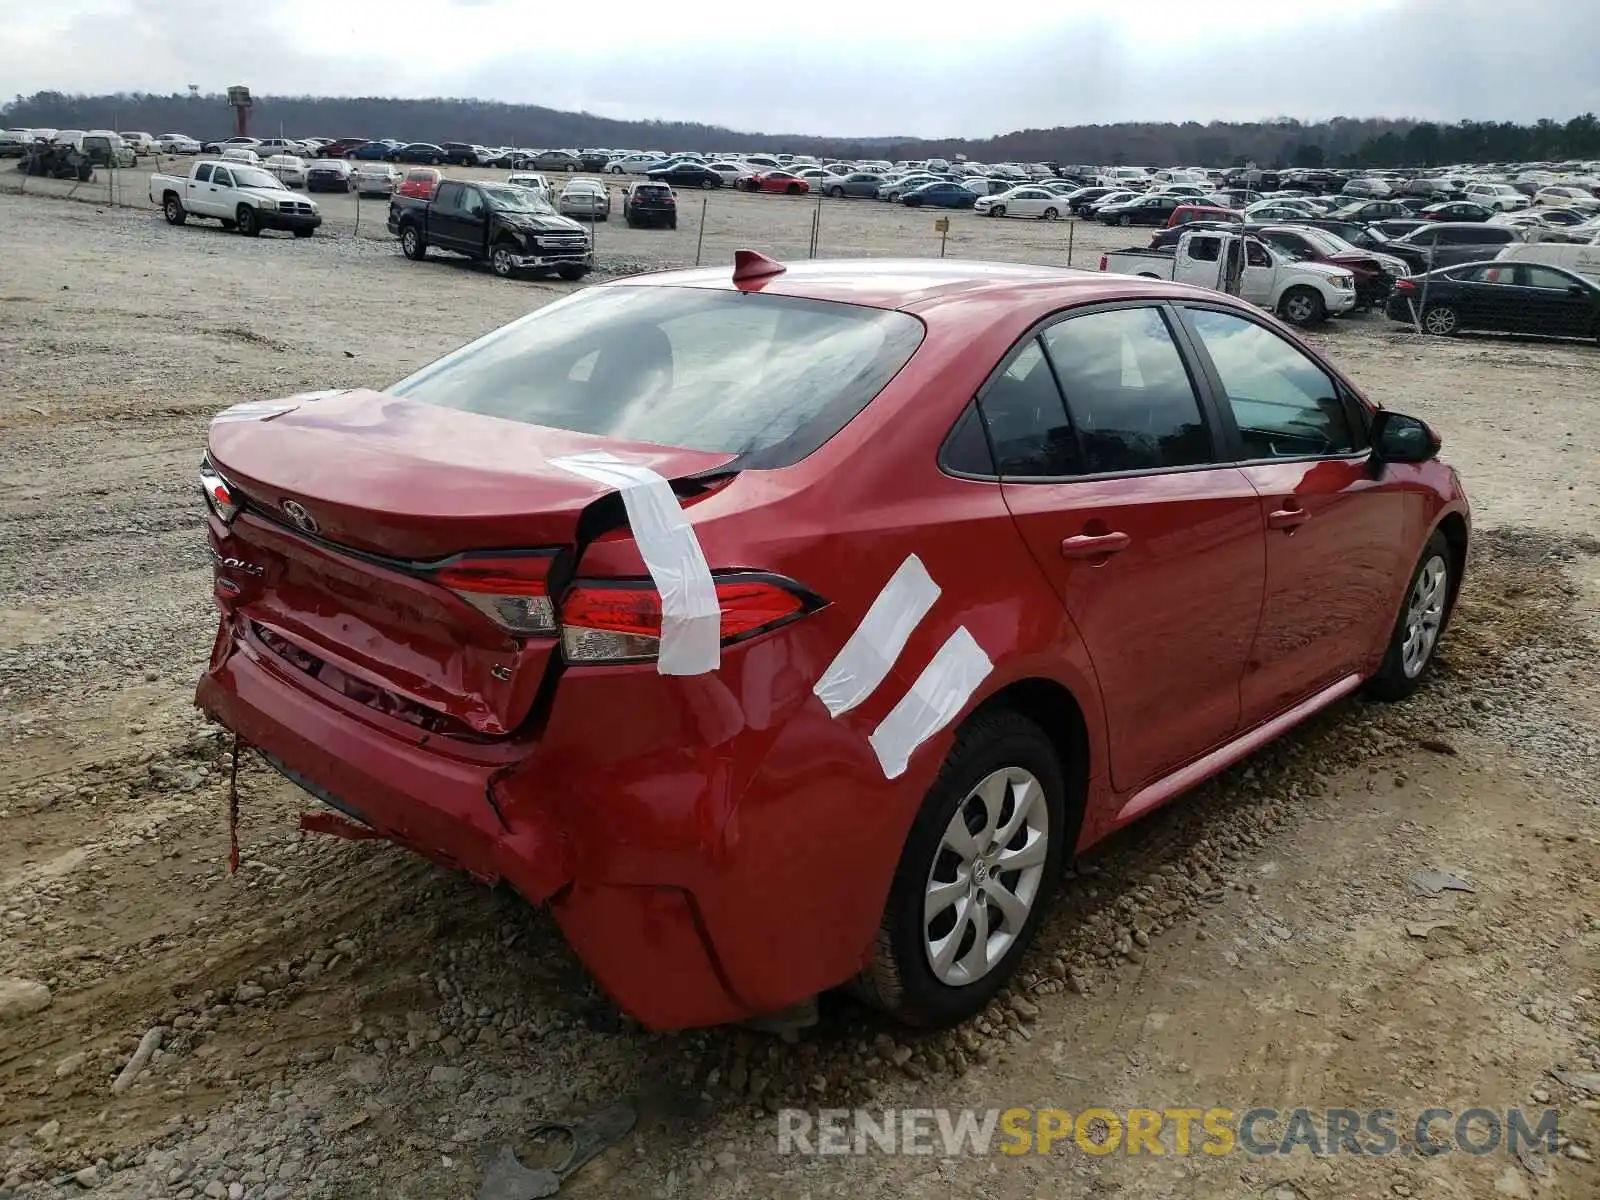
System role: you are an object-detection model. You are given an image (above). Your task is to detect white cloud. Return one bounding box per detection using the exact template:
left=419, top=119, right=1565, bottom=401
left=2, top=0, right=1597, bottom=137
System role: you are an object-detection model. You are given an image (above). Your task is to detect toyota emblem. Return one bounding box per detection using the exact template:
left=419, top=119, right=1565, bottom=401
left=280, top=499, right=319, bottom=533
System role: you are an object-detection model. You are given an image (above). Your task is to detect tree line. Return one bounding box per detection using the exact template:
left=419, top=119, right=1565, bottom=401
left=6, top=91, right=1600, bottom=168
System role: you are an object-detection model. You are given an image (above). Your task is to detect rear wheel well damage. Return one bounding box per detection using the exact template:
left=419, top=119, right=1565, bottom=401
left=970, top=677, right=1090, bottom=858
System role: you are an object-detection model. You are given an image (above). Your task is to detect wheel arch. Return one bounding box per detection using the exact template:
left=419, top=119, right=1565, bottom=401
left=1433, top=510, right=1470, bottom=622
left=967, top=676, right=1092, bottom=855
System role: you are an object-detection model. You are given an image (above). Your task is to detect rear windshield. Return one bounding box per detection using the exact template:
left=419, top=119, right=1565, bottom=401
left=389, top=286, right=925, bottom=467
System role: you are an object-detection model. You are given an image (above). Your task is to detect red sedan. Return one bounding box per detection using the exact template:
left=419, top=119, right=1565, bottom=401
left=743, top=170, right=810, bottom=195
left=195, top=252, right=1469, bottom=1031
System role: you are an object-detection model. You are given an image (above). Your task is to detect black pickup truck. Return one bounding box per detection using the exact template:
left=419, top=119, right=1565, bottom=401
left=388, top=179, right=593, bottom=279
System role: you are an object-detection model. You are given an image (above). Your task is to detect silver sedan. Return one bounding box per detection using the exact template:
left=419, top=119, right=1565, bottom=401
left=559, top=179, right=611, bottom=221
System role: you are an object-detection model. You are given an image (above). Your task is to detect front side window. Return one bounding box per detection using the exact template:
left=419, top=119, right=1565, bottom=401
left=1040, top=307, right=1212, bottom=474
left=1184, top=308, right=1357, bottom=459
left=1523, top=265, right=1578, bottom=290
left=389, top=287, right=925, bottom=468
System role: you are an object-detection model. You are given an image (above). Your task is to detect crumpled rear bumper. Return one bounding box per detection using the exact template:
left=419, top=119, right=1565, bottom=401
left=196, top=630, right=752, bottom=1029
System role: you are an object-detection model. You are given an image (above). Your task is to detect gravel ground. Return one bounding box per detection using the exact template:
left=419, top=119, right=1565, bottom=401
left=1, top=186, right=1597, bottom=1200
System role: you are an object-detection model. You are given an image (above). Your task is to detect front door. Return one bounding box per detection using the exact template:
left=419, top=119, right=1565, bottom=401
left=198, top=165, right=232, bottom=217
left=1239, top=239, right=1279, bottom=306
left=983, top=305, right=1267, bottom=793
left=1176, top=304, right=1405, bottom=721
left=1517, top=264, right=1599, bottom=337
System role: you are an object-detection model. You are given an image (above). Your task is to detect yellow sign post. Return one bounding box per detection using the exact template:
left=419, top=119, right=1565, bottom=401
left=935, top=216, right=950, bottom=256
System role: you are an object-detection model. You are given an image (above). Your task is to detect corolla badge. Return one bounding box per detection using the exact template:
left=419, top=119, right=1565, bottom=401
left=207, top=545, right=264, bottom=576
left=280, top=499, right=320, bottom=533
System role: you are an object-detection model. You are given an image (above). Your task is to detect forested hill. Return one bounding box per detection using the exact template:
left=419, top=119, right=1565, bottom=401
left=6, top=91, right=1600, bottom=168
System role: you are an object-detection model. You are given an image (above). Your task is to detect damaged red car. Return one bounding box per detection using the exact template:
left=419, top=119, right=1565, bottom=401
left=195, top=252, right=1470, bottom=1031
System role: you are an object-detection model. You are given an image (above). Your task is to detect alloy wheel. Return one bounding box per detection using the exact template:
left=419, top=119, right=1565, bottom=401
left=1402, top=554, right=1449, bottom=678
left=1284, top=293, right=1317, bottom=324
left=1423, top=306, right=1458, bottom=335
left=923, top=767, right=1049, bottom=986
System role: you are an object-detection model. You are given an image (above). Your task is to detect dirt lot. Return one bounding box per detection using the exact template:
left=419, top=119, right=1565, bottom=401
left=1, top=179, right=1598, bottom=1200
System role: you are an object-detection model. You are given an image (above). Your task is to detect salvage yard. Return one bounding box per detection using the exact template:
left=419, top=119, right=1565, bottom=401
left=1, top=183, right=1599, bottom=1200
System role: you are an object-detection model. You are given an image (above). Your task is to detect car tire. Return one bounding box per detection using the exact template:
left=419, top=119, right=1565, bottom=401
left=400, top=225, right=427, bottom=260
left=1043, top=207, right=1059, bottom=220
left=701, top=178, right=715, bottom=189
left=236, top=206, right=259, bottom=237
left=786, top=184, right=802, bottom=195
left=829, top=186, right=844, bottom=198
left=490, top=242, right=517, bottom=278
left=1422, top=304, right=1459, bottom=336
left=669, top=218, right=678, bottom=230
left=293, top=228, right=313, bottom=239
left=162, top=195, right=185, bottom=225
left=991, top=205, right=1006, bottom=218
left=854, top=709, right=1068, bottom=1029
left=1278, top=286, right=1326, bottom=326
left=1365, top=531, right=1454, bottom=702
left=556, top=263, right=588, bottom=280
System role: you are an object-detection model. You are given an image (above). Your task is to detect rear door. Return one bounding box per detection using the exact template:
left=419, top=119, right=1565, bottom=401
left=987, top=303, right=1266, bottom=793
left=428, top=181, right=475, bottom=252
left=1452, top=263, right=1524, bottom=330
left=1175, top=304, right=1404, bottom=721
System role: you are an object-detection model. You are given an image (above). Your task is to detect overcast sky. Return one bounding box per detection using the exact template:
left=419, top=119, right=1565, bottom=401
left=7, top=0, right=1600, bottom=138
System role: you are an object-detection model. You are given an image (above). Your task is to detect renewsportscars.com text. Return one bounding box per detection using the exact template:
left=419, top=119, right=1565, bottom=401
left=776, top=1106, right=1562, bottom=1158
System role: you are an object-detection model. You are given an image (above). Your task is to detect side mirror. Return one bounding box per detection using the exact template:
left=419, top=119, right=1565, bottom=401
left=1371, top=410, right=1441, bottom=465
left=1569, top=285, right=1587, bottom=298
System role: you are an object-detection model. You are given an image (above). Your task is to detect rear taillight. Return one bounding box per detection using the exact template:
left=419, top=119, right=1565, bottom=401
left=200, top=460, right=240, bottom=523
left=1098, top=255, right=1108, bottom=271
left=432, top=552, right=558, bottom=636
left=1394, top=278, right=1417, bottom=292
left=560, top=574, right=812, bottom=665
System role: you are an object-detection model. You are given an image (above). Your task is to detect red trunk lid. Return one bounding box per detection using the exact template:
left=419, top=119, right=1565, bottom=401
left=207, top=389, right=734, bottom=737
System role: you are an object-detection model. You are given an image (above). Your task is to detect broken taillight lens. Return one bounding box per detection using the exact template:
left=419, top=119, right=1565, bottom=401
left=560, top=574, right=813, bottom=664
left=199, top=459, right=240, bottom=523
left=431, top=552, right=558, bottom=636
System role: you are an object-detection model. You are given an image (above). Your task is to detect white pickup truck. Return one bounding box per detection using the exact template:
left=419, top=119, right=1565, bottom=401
left=148, top=159, right=322, bottom=238
left=1495, top=229, right=1600, bottom=284
left=1099, top=229, right=1358, bottom=326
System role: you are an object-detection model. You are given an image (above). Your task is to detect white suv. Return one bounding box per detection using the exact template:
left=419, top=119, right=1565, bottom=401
left=1464, top=182, right=1531, bottom=212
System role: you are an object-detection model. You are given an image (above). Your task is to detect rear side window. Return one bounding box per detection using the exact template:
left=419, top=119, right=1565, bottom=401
left=976, top=340, right=1079, bottom=477
left=389, top=287, right=925, bottom=468
left=1040, top=308, right=1212, bottom=474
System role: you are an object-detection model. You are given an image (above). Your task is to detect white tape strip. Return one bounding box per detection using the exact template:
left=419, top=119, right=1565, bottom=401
left=549, top=451, right=721, bottom=676
left=868, top=626, right=993, bottom=780
left=813, top=554, right=940, bottom=718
